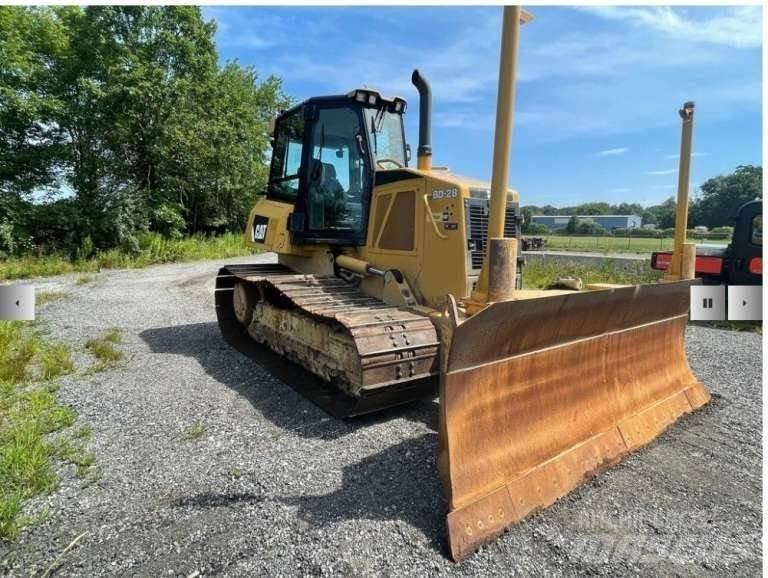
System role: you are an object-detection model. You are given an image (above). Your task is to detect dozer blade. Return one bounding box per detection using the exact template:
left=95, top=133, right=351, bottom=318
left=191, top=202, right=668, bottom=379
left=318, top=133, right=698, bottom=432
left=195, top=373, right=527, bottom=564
left=439, top=280, right=710, bottom=561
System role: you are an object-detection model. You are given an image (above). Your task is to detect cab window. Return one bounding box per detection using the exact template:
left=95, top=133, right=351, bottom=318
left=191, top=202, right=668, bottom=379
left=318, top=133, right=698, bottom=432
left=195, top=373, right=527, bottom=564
left=306, top=106, right=368, bottom=233
left=751, top=215, right=762, bottom=246
left=365, top=108, right=406, bottom=168
left=268, top=108, right=304, bottom=199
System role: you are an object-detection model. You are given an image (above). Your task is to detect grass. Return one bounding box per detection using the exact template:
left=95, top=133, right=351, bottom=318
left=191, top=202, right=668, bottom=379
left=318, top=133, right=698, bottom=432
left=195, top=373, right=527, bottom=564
left=0, top=321, right=95, bottom=539
left=84, top=328, right=123, bottom=368
left=523, top=259, right=662, bottom=289
left=523, top=258, right=762, bottom=329
left=522, top=261, right=762, bottom=334
left=0, top=231, right=253, bottom=281
left=697, top=320, right=763, bottom=335
left=36, top=290, right=67, bottom=306
left=75, top=275, right=97, bottom=285
left=180, top=421, right=208, bottom=442
left=538, top=235, right=729, bottom=254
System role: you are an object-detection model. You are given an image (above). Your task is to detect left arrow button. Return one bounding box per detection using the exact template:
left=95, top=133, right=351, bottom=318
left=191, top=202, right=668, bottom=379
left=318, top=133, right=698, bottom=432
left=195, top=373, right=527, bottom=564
left=0, top=285, right=35, bottom=320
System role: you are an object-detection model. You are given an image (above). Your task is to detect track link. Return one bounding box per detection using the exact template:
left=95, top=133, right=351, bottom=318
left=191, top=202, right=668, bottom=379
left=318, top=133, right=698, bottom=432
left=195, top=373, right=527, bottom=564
left=215, top=263, right=440, bottom=417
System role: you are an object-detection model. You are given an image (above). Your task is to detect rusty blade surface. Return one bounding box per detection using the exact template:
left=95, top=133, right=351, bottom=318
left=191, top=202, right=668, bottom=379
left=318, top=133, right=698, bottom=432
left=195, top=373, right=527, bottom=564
left=439, top=281, right=710, bottom=561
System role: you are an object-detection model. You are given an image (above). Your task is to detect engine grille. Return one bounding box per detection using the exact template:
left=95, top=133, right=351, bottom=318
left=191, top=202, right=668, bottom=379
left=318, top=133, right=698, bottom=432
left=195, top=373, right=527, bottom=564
left=465, top=198, right=520, bottom=272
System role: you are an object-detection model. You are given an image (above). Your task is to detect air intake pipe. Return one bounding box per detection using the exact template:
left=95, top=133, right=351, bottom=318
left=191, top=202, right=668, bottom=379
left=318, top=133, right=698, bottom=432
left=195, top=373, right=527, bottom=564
left=411, top=69, right=432, bottom=171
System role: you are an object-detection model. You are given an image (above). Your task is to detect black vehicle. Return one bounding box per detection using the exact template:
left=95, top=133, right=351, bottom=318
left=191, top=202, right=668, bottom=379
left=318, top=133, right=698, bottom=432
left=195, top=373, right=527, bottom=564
left=521, top=236, right=546, bottom=251
left=652, top=200, right=762, bottom=285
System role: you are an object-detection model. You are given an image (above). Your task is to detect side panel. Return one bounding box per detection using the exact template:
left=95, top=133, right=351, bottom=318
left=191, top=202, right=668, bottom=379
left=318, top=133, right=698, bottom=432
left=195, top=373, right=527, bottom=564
left=245, top=197, right=313, bottom=257
left=418, top=177, right=473, bottom=307
left=359, top=178, right=425, bottom=301
left=360, top=175, right=472, bottom=308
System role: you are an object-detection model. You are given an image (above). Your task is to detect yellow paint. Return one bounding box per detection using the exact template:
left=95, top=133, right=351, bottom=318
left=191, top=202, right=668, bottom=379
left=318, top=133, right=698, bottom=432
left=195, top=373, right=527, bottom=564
left=243, top=7, right=535, bottom=311
left=473, top=5, right=523, bottom=302
left=245, top=167, right=515, bottom=309
left=665, top=102, right=695, bottom=281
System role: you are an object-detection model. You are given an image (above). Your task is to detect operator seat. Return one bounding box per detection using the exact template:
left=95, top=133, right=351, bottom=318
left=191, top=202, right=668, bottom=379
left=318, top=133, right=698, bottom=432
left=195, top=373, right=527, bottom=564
left=308, top=160, right=346, bottom=229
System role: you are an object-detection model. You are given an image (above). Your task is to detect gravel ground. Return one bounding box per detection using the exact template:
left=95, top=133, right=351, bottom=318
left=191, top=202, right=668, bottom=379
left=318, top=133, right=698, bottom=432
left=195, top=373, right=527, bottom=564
left=1, top=253, right=762, bottom=576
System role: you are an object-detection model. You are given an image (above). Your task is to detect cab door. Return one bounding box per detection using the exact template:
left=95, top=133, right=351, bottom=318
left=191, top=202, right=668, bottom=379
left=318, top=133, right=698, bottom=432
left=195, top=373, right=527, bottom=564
left=729, top=201, right=762, bottom=285
left=288, top=103, right=374, bottom=246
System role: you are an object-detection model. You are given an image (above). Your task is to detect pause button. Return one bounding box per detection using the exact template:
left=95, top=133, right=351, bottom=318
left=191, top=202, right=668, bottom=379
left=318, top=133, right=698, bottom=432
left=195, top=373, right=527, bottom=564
left=690, top=286, right=725, bottom=321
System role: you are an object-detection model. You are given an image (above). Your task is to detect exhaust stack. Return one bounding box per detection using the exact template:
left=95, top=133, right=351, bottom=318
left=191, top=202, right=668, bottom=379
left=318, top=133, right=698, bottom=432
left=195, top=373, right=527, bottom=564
left=411, top=69, right=432, bottom=171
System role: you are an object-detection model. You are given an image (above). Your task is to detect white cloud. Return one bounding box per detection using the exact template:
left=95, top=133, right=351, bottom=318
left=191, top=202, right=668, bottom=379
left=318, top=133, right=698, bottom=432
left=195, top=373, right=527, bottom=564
left=578, top=6, right=762, bottom=49
left=609, top=187, right=631, bottom=193
left=208, top=7, right=503, bottom=104
left=204, top=6, right=762, bottom=143
left=434, top=112, right=492, bottom=130
left=598, top=147, right=628, bottom=156
left=513, top=7, right=761, bottom=139
left=222, top=33, right=276, bottom=49
left=664, top=152, right=709, bottom=159
left=648, top=169, right=678, bottom=176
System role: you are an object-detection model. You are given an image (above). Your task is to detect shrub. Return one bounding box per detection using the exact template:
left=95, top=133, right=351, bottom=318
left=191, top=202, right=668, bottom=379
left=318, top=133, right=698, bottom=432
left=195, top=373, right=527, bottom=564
left=151, top=203, right=186, bottom=240
left=612, top=227, right=662, bottom=238
left=76, top=236, right=95, bottom=261
left=575, top=221, right=606, bottom=236
left=524, top=223, right=550, bottom=235
left=0, top=221, right=14, bottom=257
left=710, top=226, right=734, bottom=237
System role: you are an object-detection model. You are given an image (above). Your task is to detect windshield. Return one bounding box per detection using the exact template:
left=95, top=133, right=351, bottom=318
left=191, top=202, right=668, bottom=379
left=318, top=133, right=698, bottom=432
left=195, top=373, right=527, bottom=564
left=364, top=108, right=407, bottom=168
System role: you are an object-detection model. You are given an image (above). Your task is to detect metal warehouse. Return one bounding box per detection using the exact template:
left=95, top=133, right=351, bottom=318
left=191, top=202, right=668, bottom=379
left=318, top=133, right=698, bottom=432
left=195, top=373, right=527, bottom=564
left=531, top=214, right=643, bottom=230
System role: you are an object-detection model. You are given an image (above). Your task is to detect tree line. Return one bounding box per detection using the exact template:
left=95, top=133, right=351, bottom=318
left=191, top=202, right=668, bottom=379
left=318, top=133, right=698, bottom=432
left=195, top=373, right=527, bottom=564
left=1, top=6, right=290, bottom=258
left=522, top=165, right=762, bottom=234
left=1, top=7, right=761, bottom=257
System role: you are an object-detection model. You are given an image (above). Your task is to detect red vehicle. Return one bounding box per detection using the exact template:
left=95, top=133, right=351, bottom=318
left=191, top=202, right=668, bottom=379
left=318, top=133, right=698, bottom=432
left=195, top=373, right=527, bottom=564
left=651, top=200, right=762, bottom=285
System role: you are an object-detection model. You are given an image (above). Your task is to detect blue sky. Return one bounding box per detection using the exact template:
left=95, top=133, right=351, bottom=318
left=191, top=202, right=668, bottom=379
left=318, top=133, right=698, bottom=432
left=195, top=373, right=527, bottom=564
left=204, top=5, right=762, bottom=208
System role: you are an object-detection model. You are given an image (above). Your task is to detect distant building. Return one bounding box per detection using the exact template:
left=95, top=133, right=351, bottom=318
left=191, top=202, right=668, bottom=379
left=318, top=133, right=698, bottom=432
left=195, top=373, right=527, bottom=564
left=530, top=214, right=642, bottom=231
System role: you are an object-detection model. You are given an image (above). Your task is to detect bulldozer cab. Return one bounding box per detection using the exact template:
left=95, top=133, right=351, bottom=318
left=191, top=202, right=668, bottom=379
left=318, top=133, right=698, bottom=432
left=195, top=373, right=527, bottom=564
left=267, top=91, right=407, bottom=246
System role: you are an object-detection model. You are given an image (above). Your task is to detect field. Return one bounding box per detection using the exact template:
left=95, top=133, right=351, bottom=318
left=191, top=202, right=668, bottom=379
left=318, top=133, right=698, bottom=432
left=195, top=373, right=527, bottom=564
left=522, top=257, right=662, bottom=288
left=536, top=235, right=729, bottom=254
left=0, top=232, right=253, bottom=281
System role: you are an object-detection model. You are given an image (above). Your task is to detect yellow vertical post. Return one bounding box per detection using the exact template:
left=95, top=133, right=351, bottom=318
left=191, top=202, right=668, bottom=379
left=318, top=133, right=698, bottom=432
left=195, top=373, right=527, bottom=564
left=472, top=6, right=528, bottom=303
left=666, top=101, right=696, bottom=281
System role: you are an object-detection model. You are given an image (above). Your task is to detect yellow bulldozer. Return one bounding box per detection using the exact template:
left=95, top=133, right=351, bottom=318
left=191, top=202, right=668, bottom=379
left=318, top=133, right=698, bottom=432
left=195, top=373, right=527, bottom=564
left=216, top=6, right=710, bottom=561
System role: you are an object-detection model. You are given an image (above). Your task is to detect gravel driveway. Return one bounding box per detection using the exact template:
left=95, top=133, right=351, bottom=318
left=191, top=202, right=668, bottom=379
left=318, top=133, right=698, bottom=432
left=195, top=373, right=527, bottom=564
left=1, top=254, right=762, bottom=576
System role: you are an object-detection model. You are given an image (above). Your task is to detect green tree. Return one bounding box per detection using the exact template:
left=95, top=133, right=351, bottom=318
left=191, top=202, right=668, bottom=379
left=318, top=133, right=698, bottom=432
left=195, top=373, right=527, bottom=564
left=525, top=222, right=549, bottom=235
left=0, top=7, right=68, bottom=198
left=576, top=221, right=605, bottom=236
left=0, top=7, right=70, bottom=253
left=520, top=206, right=534, bottom=233
left=0, top=6, right=289, bottom=254
left=642, top=198, right=677, bottom=229
left=693, top=165, right=762, bottom=228
left=163, top=63, right=289, bottom=232
left=573, top=202, right=612, bottom=215
left=565, top=215, right=578, bottom=234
